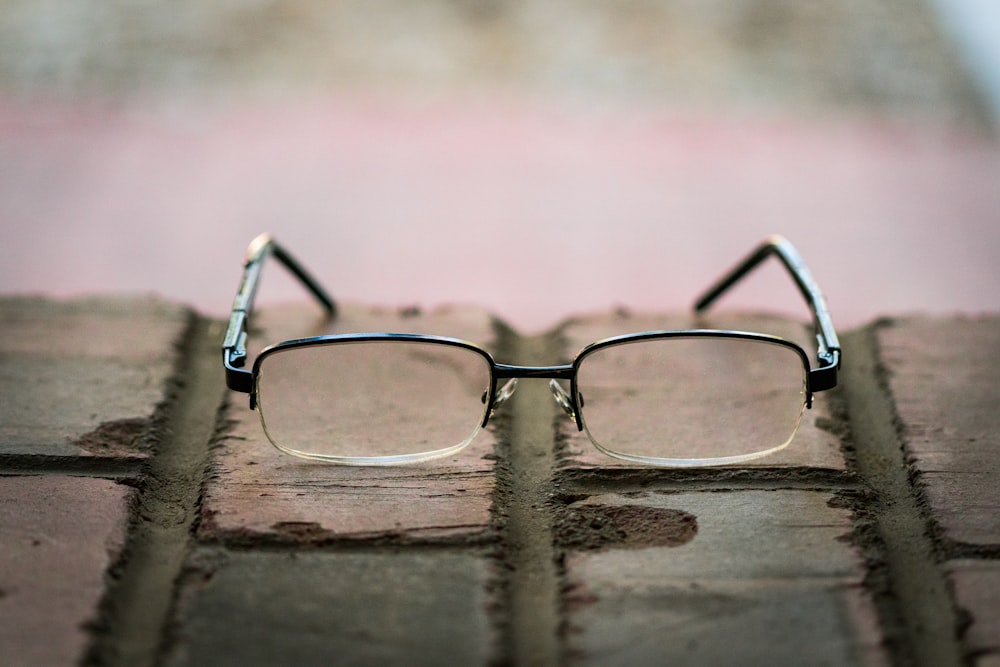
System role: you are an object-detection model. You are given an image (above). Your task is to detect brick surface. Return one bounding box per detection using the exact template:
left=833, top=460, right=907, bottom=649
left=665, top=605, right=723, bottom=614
left=0, top=475, right=133, bottom=667
left=876, top=316, right=1000, bottom=546
left=947, top=560, right=1000, bottom=663
left=167, top=548, right=496, bottom=667
left=202, top=304, right=502, bottom=542
left=3, top=295, right=998, bottom=666
left=562, top=490, right=885, bottom=666
left=0, top=297, right=190, bottom=457
left=557, top=312, right=846, bottom=470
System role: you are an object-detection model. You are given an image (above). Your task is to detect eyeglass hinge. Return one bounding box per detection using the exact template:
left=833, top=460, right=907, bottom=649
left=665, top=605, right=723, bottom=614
left=808, top=357, right=839, bottom=394
left=223, top=309, right=253, bottom=394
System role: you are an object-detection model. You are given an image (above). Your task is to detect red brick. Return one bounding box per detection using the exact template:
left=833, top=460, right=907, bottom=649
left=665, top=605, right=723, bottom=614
left=946, top=560, right=1000, bottom=663
left=167, top=549, right=496, bottom=666
left=876, top=316, right=1000, bottom=545
left=557, top=312, right=846, bottom=470
left=0, top=297, right=190, bottom=458
left=0, top=475, right=133, bottom=666
left=563, top=490, right=886, bottom=665
left=201, top=304, right=501, bottom=541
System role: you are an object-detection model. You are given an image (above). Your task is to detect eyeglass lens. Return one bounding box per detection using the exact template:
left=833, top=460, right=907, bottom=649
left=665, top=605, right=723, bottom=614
left=256, top=341, right=493, bottom=463
left=575, top=337, right=808, bottom=465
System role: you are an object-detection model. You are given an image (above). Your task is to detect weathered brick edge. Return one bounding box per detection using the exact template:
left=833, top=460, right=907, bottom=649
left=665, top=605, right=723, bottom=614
left=874, top=316, right=1000, bottom=664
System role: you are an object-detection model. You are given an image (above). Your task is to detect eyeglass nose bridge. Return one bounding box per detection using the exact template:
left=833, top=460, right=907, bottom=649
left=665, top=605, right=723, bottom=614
left=485, top=364, right=581, bottom=428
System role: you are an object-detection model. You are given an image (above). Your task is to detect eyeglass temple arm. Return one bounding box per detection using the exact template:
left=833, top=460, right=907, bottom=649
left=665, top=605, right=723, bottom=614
left=693, top=235, right=841, bottom=392
left=223, top=233, right=336, bottom=393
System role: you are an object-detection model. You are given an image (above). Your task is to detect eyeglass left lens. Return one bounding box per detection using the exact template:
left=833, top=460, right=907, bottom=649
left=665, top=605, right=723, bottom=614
left=575, top=335, right=808, bottom=466
left=255, top=340, right=493, bottom=464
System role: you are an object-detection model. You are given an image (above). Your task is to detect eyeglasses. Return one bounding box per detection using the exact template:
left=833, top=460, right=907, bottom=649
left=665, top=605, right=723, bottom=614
left=223, top=235, right=840, bottom=467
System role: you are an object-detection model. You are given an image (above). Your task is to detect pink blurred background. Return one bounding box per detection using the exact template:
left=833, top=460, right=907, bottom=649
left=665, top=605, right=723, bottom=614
left=1, top=2, right=998, bottom=333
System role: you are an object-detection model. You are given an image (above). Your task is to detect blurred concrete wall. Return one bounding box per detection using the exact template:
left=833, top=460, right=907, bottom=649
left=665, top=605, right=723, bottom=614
left=1, top=0, right=991, bottom=124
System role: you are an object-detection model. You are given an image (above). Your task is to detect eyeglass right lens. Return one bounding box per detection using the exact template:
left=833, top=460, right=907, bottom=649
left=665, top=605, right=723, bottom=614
left=255, top=340, right=493, bottom=464
left=575, top=336, right=808, bottom=466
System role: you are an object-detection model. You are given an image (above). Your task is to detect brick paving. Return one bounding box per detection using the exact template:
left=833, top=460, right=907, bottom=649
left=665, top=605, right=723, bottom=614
left=0, top=476, right=133, bottom=667
left=876, top=316, right=1000, bottom=548
left=0, top=297, right=189, bottom=459
left=562, top=490, right=884, bottom=666
left=167, top=549, right=496, bottom=667
left=1, top=296, right=997, bottom=666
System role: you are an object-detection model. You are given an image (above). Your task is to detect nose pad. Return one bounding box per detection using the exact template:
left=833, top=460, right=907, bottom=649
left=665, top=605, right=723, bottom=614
left=484, top=378, right=519, bottom=418
left=548, top=380, right=577, bottom=420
